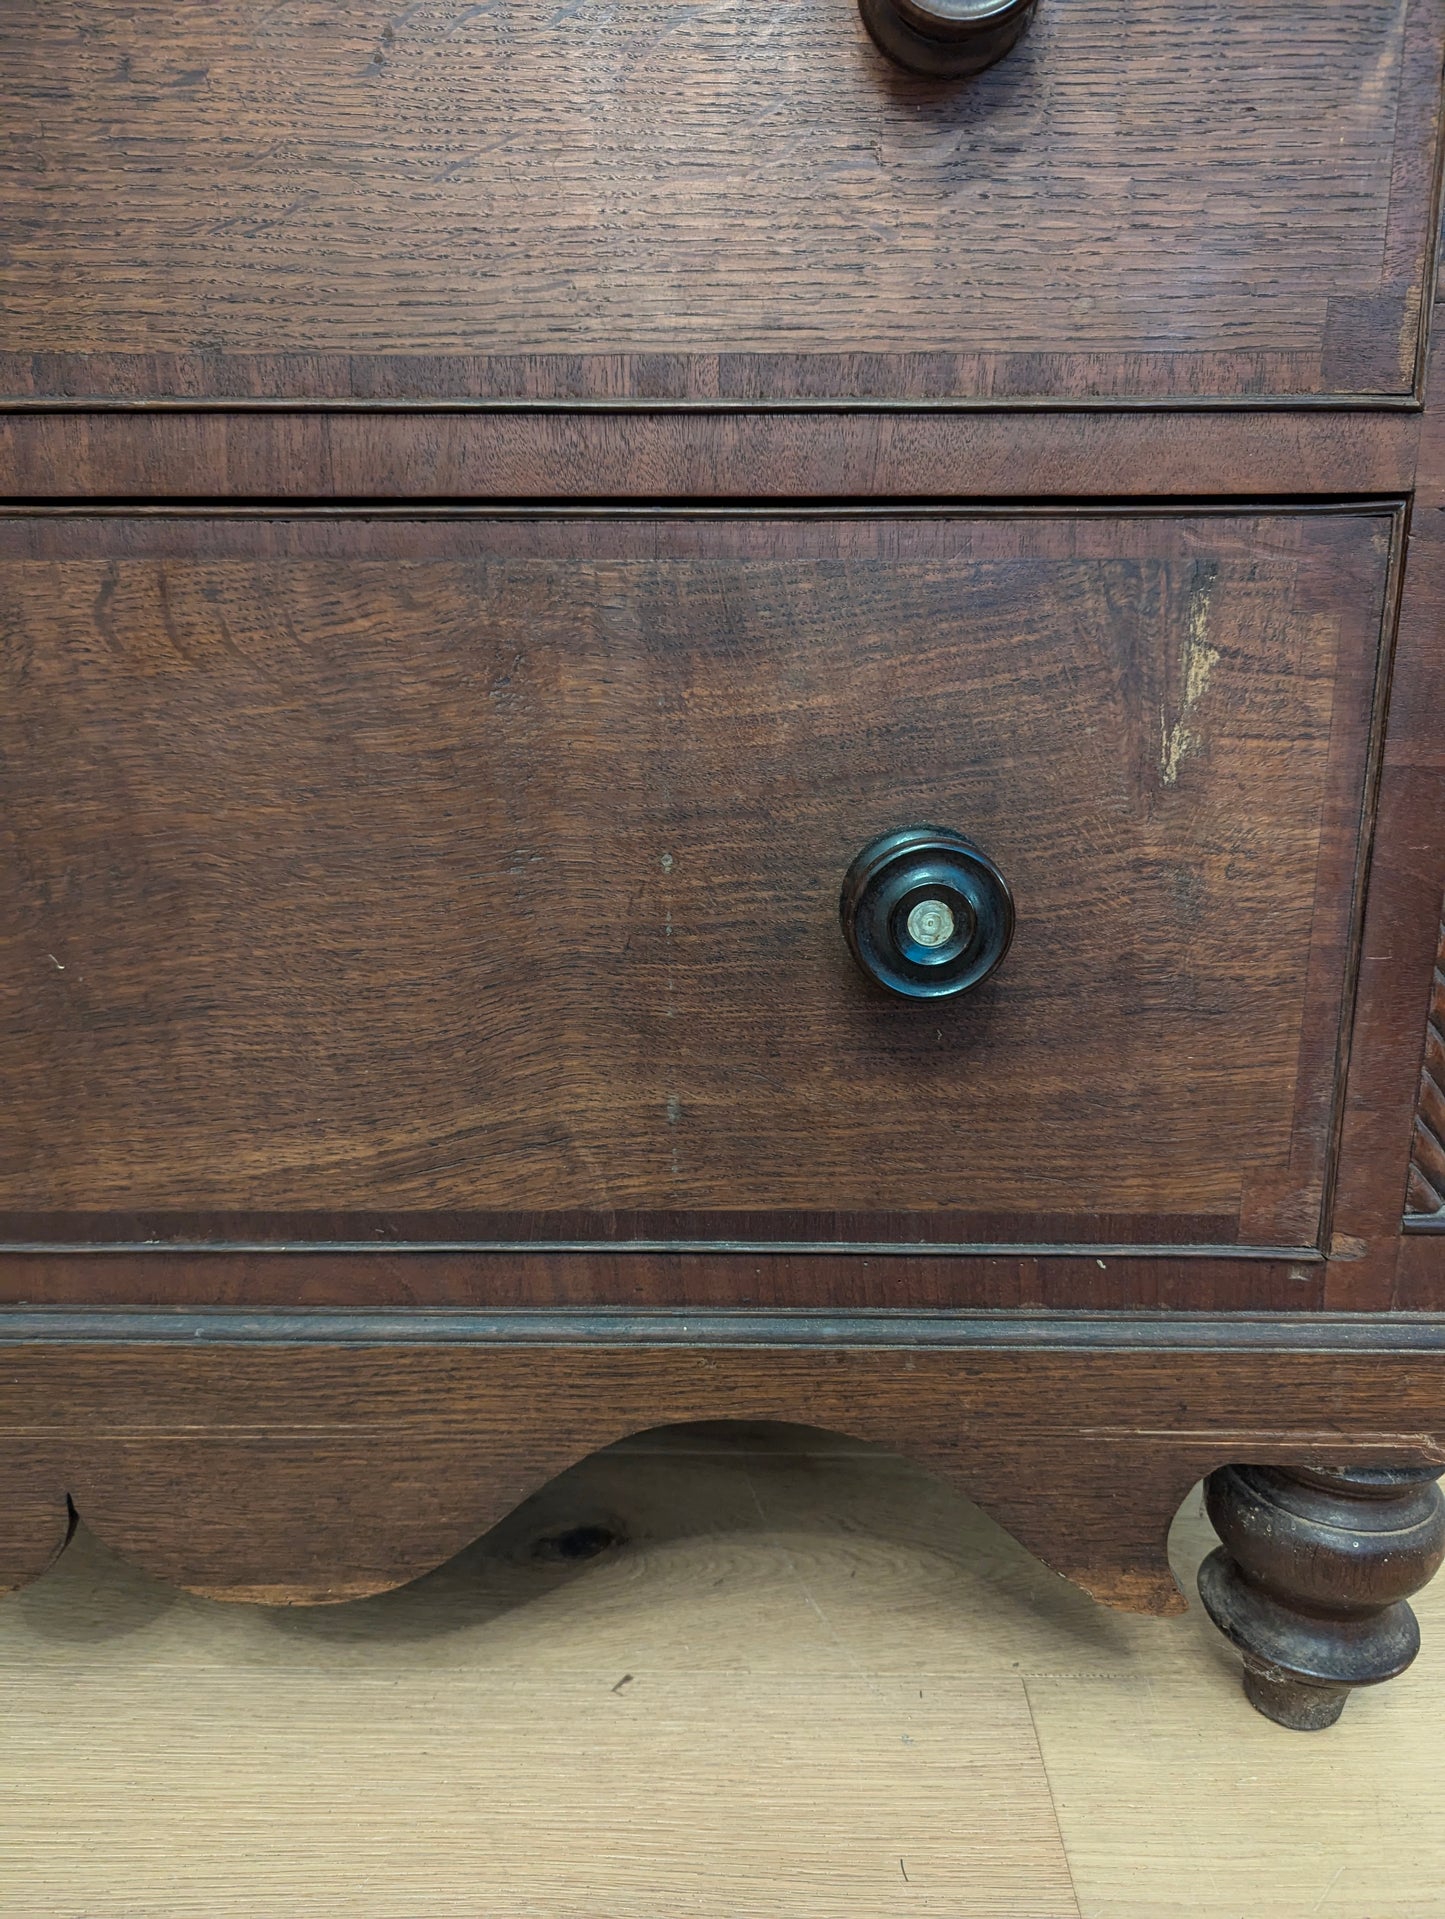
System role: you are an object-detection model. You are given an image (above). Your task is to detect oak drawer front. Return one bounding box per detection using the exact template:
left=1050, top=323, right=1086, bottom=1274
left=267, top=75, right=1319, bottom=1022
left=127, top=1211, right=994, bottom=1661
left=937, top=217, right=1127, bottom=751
left=0, top=510, right=1393, bottom=1254
left=1, top=0, right=1439, bottom=406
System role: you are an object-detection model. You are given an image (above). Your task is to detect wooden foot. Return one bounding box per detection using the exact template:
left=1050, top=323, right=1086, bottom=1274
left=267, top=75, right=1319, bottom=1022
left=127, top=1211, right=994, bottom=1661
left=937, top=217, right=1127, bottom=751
left=1199, top=1464, right=1445, bottom=1730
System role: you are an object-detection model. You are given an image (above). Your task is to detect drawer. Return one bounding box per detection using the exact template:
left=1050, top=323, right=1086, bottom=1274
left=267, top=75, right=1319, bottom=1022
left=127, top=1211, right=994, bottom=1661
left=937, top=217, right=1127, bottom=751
left=0, top=509, right=1395, bottom=1258
left=1, top=0, right=1439, bottom=406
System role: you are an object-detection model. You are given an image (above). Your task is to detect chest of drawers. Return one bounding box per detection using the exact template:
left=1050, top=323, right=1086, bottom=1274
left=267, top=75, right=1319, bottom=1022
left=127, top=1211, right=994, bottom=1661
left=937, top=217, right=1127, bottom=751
left=4, top=0, right=1445, bottom=1732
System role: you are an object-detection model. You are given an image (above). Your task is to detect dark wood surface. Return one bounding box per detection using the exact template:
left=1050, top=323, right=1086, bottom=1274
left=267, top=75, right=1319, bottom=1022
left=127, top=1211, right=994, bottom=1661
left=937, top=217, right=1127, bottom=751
left=1200, top=1463, right=1445, bottom=1728
left=0, top=1249, right=1330, bottom=1314
left=3, top=1328, right=1445, bottom=1611
left=0, top=512, right=1394, bottom=1284
left=1406, top=921, right=1445, bottom=1218
left=0, top=408, right=1422, bottom=504
left=2, top=0, right=1440, bottom=404
left=1321, top=225, right=1445, bottom=1312
left=5, top=0, right=1445, bottom=1701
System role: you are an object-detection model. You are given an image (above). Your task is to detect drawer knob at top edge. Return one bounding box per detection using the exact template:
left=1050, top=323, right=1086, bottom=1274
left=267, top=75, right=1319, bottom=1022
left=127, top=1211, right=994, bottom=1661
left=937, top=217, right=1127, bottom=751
left=859, top=0, right=1037, bottom=77
left=840, top=825, right=1016, bottom=1002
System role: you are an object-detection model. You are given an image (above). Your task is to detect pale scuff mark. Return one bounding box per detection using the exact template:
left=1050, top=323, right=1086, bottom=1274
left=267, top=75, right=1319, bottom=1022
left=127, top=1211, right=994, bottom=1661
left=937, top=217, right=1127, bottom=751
left=1159, top=571, right=1220, bottom=786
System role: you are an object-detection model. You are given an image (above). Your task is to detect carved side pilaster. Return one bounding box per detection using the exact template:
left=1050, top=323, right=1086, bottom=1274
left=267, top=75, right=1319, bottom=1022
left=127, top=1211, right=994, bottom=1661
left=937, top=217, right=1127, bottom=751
left=1405, top=919, right=1445, bottom=1218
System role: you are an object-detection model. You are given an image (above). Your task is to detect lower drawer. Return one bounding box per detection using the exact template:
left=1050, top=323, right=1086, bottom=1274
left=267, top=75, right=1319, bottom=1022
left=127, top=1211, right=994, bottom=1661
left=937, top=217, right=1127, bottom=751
left=0, top=509, right=1396, bottom=1286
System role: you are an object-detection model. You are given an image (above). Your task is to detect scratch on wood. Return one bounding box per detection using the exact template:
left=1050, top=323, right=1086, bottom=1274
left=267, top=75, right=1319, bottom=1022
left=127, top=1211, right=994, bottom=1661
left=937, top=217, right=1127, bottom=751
left=1160, top=566, right=1220, bottom=785
left=1081, top=1429, right=1445, bottom=1463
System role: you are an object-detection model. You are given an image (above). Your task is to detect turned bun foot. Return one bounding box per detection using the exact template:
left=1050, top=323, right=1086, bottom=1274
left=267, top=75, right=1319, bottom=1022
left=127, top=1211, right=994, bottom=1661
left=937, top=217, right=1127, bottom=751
left=1199, top=1464, right=1445, bottom=1730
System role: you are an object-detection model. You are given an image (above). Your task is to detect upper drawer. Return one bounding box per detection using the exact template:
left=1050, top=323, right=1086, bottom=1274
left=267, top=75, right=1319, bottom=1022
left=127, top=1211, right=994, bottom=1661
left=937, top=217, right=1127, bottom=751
left=0, top=508, right=1395, bottom=1258
left=1, top=0, right=1439, bottom=406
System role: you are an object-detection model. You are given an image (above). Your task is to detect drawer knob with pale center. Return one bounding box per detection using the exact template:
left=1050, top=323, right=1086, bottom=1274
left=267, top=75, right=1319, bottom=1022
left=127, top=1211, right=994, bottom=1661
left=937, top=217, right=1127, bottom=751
left=839, top=825, right=1015, bottom=1001
left=858, top=0, right=1038, bottom=78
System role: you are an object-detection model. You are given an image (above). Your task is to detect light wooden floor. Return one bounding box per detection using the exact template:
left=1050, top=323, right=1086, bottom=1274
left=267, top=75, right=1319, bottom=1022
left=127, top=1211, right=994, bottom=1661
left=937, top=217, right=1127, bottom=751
left=2, top=1423, right=1442, bottom=1918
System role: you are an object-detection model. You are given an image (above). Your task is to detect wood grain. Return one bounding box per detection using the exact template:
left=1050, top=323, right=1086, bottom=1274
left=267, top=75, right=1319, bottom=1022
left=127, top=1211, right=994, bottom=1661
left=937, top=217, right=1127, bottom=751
left=5, top=1440, right=1445, bottom=1919
left=0, top=1249, right=1330, bottom=1315
left=1199, top=1461, right=1445, bottom=1728
left=1405, top=918, right=1445, bottom=1216
left=0, top=0, right=1439, bottom=402
left=3, top=0, right=1445, bottom=1777
left=0, top=1658, right=1082, bottom=1919
left=0, top=409, right=1422, bottom=504
left=2, top=1335, right=1445, bottom=1612
left=0, top=512, right=1393, bottom=1267
left=1324, top=216, right=1445, bottom=1308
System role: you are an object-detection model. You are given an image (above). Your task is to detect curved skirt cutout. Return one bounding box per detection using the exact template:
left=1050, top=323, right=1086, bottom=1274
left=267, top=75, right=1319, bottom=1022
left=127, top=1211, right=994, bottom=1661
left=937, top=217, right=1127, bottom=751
left=2, top=1317, right=1444, bottom=1613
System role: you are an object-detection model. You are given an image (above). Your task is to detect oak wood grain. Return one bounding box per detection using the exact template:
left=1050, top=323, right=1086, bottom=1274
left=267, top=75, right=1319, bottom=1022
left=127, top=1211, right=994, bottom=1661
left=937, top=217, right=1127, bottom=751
left=1, top=0, right=1439, bottom=403
left=1405, top=920, right=1445, bottom=1216
left=1326, top=218, right=1445, bottom=1308
left=2, top=1338, right=1444, bottom=1610
left=0, top=1251, right=1327, bottom=1315
left=0, top=512, right=1394, bottom=1273
left=0, top=408, right=1421, bottom=504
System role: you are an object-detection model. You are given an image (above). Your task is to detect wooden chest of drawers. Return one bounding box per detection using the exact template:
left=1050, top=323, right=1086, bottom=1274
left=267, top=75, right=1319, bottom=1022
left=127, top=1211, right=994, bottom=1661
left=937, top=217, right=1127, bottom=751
left=4, top=0, right=1445, bottom=1732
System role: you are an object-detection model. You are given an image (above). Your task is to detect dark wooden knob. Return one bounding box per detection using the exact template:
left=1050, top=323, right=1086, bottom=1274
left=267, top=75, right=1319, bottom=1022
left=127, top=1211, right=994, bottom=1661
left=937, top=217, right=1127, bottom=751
left=840, top=825, right=1015, bottom=1001
left=859, top=0, right=1037, bottom=77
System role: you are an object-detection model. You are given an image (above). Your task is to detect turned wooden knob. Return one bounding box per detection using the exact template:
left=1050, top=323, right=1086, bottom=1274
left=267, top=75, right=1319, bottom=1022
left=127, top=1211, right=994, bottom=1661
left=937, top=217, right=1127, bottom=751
left=1199, top=1464, right=1445, bottom=1730
left=840, top=825, right=1015, bottom=1001
left=859, top=0, right=1038, bottom=77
